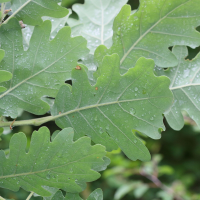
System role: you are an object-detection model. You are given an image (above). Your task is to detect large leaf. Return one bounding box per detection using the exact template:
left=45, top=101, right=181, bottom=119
left=0, top=50, right=12, bottom=93
left=0, top=127, right=109, bottom=196
left=95, top=0, right=200, bottom=74
left=156, top=46, right=200, bottom=130
left=48, top=188, right=103, bottom=200
left=8, top=0, right=68, bottom=26
left=68, top=0, right=128, bottom=54
left=0, top=18, right=89, bottom=118
left=52, top=54, right=173, bottom=161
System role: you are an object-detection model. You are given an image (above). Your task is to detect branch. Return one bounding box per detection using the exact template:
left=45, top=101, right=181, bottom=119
left=140, top=169, right=184, bottom=200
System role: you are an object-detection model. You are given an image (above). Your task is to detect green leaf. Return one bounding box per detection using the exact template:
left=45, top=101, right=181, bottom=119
left=0, top=70, right=12, bottom=93
left=0, top=0, right=10, bottom=2
left=22, top=9, right=72, bottom=49
left=155, top=46, right=200, bottom=130
left=0, top=18, right=89, bottom=118
left=48, top=188, right=103, bottom=200
left=0, top=127, right=109, bottom=196
left=68, top=0, right=128, bottom=54
left=95, top=0, right=200, bottom=74
left=52, top=54, right=173, bottom=161
left=10, top=0, right=68, bottom=26
left=0, top=50, right=13, bottom=93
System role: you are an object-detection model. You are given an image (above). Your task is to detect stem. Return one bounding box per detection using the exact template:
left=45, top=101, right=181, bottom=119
left=0, top=115, right=55, bottom=127
left=0, top=196, right=6, bottom=200
left=26, top=191, right=34, bottom=200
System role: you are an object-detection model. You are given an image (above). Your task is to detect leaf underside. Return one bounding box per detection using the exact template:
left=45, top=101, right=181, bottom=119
left=11, top=0, right=68, bottom=25
left=52, top=54, right=173, bottom=161
left=0, top=18, right=89, bottom=118
left=0, top=127, right=109, bottom=196
left=156, top=46, right=200, bottom=130
left=94, top=0, right=200, bottom=75
left=69, top=0, right=128, bottom=54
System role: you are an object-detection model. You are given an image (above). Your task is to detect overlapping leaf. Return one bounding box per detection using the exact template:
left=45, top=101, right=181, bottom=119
left=9, top=0, right=68, bottom=25
left=0, top=127, right=109, bottom=196
left=52, top=54, right=173, bottom=161
left=22, top=10, right=71, bottom=49
left=46, top=188, right=103, bottom=200
left=0, top=18, right=89, bottom=118
left=95, top=0, right=200, bottom=74
left=156, top=46, right=200, bottom=130
left=68, top=0, right=128, bottom=54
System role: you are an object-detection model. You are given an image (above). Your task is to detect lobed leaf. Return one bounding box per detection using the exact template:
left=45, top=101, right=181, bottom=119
left=156, top=46, right=200, bottom=130
left=10, top=0, right=68, bottom=26
left=94, top=0, right=200, bottom=74
left=0, top=18, right=89, bottom=118
left=52, top=54, right=173, bottom=161
left=0, top=127, right=109, bottom=196
left=68, top=0, right=128, bottom=54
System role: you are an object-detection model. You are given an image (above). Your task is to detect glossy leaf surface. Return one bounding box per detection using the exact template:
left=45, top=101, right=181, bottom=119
left=0, top=127, right=109, bottom=196
left=52, top=54, right=173, bottom=161
left=0, top=18, right=89, bottom=118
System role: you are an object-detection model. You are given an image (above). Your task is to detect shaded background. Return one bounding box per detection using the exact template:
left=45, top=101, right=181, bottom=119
left=0, top=0, right=200, bottom=199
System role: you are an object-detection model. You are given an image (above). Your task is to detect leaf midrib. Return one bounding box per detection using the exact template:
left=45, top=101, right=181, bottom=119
left=0, top=151, right=99, bottom=179
left=120, top=0, right=190, bottom=65
left=53, top=95, right=171, bottom=121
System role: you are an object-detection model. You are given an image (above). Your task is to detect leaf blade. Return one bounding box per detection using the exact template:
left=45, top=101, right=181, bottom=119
left=52, top=54, right=173, bottom=161
left=0, top=127, right=109, bottom=196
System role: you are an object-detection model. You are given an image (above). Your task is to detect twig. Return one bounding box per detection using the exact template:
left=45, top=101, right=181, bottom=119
left=26, top=191, right=34, bottom=200
left=0, top=196, right=6, bottom=200
left=140, top=169, right=184, bottom=200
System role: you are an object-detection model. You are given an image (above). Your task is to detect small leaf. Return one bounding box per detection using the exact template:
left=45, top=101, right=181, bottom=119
left=0, top=127, right=109, bottom=196
left=0, top=18, right=89, bottom=118
left=156, top=46, right=200, bottom=130
left=68, top=0, right=128, bottom=54
left=95, top=0, right=200, bottom=73
left=10, top=0, right=68, bottom=26
left=52, top=54, right=173, bottom=161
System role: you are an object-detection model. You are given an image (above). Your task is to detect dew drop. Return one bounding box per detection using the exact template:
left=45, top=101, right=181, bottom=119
left=135, top=87, right=138, bottom=91
left=130, top=108, right=136, bottom=115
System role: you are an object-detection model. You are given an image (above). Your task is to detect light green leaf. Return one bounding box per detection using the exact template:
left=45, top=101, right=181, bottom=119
left=155, top=46, right=200, bottom=130
left=52, top=54, right=173, bottom=161
left=49, top=188, right=103, bottom=200
left=22, top=9, right=72, bottom=49
left=0, top=18, right=89, bottom=118
left=9, top=0, right=68, bottom=25
left=0, top=127, right=109, bottom=196
left=95, top=0, right=200, bottom=74
left=69, top=0, right=128, bottom=54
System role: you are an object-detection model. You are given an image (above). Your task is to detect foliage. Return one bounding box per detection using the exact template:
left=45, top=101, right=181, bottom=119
left=0, top=0, right=200, bottom=199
